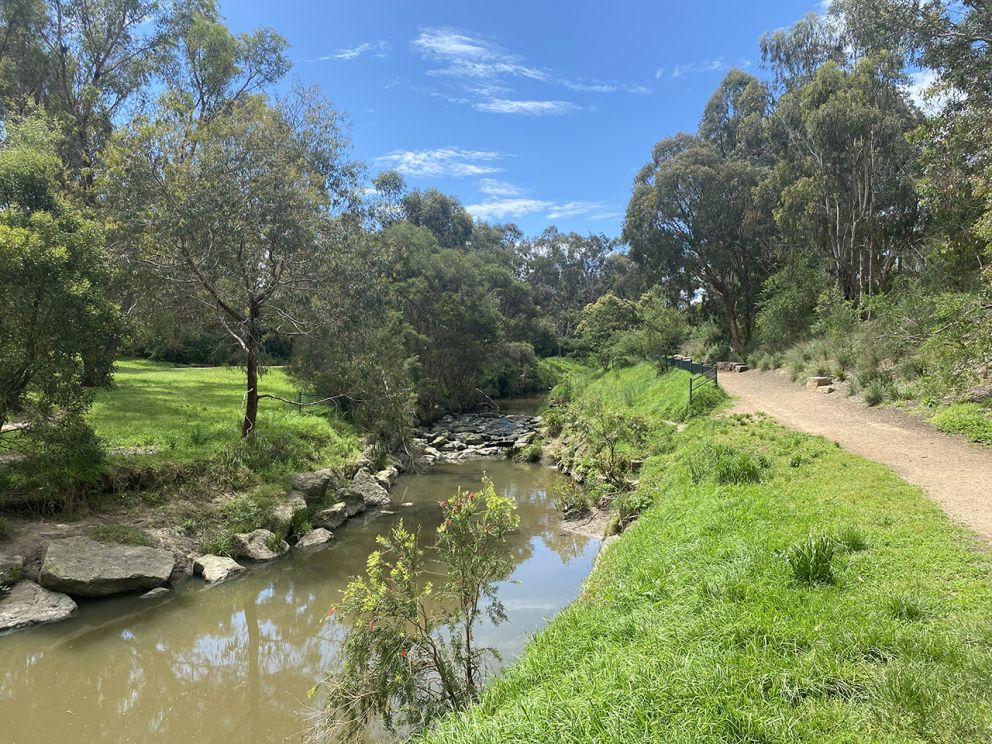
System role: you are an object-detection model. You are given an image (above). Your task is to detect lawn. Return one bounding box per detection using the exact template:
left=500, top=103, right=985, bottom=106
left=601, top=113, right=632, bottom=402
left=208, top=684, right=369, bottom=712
left=420, top=364, right=992, bottom=743
left=88, top=359, right=357, bottom=467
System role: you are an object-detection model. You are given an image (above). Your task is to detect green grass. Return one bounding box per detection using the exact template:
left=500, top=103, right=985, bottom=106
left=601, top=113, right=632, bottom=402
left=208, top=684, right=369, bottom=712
left=89, top=359, right=359, bottom=467
left=88, top=523, right=153, bottom=546
left=931, top=403, right=992, bottom=445
left=419, top=370, right=992, bottom=743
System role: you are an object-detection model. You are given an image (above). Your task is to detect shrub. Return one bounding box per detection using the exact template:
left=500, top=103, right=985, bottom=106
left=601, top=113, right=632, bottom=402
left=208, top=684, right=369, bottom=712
left=511, top=442, right=543, bottom=463
left=608, top=489, right=653, bottom=534
left=553, top=480, right=596, bottom=516
left=88, top=524, right=153, bottom=547
left=932, top=403, right=992, bottom=444
left=0, top=516, right=9, bottom=540
left=863, top=381, right=889, bottom=407
left=787, top=533, right=836, bottom=586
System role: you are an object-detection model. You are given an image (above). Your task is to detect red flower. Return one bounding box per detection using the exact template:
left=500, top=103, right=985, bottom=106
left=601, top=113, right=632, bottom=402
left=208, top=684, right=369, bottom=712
left=400, top=648, right=408, bottom=658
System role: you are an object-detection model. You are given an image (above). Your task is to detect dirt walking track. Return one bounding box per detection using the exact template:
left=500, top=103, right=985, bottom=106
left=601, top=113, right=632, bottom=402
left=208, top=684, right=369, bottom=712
left=720, top=370, right=992, bottom=541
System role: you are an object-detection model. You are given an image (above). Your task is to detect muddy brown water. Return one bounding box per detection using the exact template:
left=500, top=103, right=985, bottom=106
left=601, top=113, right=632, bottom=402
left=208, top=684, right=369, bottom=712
left=0, top=459, right=598, bottom=743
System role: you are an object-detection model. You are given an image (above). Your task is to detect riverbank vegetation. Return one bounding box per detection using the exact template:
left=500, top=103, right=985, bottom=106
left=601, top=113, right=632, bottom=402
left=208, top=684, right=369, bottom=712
left=420, top=365, right=992, bottom=742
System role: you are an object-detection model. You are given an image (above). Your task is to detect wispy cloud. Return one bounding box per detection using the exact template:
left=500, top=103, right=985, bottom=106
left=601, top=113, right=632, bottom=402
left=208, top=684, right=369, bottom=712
left=411, top=27, right=647, bottom=115
left=373, top=147, right=508, bottom=178
left=671, top=57, right=727, bottom=78
left=466, top=183, right=617, bottom=223
left=466, top=198, right=553, bottom=220
left=478, top=179, right=523, bottom=197
left=473, top=98, right=579, bottom=116
left=547, top=201, right=609, bottom=220
left=316, top=40, right=391, bottom=62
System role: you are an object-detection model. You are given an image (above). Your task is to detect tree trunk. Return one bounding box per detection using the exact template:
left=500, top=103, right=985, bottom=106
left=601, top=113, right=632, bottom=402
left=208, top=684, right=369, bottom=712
left=242, top=301, right=261, bottom=438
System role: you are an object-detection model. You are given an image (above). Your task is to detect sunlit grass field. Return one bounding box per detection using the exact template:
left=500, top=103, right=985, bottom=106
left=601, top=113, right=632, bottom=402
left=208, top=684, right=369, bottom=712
left=89, top=359, right=359, bottom=469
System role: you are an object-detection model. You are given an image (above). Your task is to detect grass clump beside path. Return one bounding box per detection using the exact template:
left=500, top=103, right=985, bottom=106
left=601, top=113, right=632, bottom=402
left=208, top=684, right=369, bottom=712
left=931, top=402, right=992, bottom=445
left=420, top=366, right=992, bottom=743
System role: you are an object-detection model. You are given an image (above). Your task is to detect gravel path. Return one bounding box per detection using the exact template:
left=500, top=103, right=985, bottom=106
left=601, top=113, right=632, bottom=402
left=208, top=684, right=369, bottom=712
left=721, top=370, right=992, bottom=540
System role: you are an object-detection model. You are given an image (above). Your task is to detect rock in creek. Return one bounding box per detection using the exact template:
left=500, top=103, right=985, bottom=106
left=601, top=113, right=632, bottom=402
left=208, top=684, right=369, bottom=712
left=194, top=554, right=246, bottom=584
left=40, top=537, right=175, bottom=597
left=272, top=493, right=309, bottom=534
left=139, top=587, right=171, bottom=600
left=0, top=553, right=24, bottom=586
left=289, top=472, right=329, bottom=503
left=312, top=503, right=349, bottom=530
left=0, top=581, right=77, bottom=632
left=351, top=468, right=391, bottom=508
left=231, top=530, right=289, bottom=562
left=295, top=528, right=333, bottom=549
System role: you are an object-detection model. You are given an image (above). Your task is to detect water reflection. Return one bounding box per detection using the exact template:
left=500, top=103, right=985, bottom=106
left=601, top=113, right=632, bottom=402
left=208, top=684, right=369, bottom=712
left=0, top=460, right=598, bottom=743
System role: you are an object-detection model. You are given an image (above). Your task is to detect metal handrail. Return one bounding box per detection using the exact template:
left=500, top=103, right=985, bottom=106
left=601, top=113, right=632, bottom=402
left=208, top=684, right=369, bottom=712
left=662, top=355, right=719, bottom=403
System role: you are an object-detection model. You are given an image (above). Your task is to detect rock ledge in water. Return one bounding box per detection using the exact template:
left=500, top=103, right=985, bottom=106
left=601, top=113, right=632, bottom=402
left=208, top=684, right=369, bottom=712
left=0, top=580, right=77, bottom=632
left=194, top=555, right=246, bottom=583
left=231, top=530, right=289, bottom=562
left=296, top=528, right=333, bottom=548
left=40, top=536, right=175, bottom=597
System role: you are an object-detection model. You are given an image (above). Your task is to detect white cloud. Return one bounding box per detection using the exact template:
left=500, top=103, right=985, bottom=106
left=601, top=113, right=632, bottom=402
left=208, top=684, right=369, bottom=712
left=478, top=179, right=523, bottom=197
left=655, top=67, right=665, bottom=80
left=373, top=147, right=508, bottom=178
left=672, top=57, right=726, bottom=78
left=411, top=27, right=647, bottom=115
left=473, top=98, right=579, bottom=116
left=466, top=198, right=552, bottom=220
left=317, top=40, right=390, bottom=61
left=546, top=201, right=609, bottom=220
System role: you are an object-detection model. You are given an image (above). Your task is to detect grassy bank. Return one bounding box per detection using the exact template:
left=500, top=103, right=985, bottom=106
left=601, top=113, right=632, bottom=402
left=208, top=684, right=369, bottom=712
left=0, top=360, right=359, bottom=512
left=422, top=364, right=992, bottom=742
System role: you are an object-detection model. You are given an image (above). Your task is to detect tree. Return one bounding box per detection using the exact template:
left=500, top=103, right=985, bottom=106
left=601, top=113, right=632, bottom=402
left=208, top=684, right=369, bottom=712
left=0, top=113, right=118, bottom=433
left=103, top=89, right=358, bottom=437
left=401, top=188, right=473, bottom=249
left=768, top=56, right=923, bottom=301
left=314, top=480, right=519, bottom=742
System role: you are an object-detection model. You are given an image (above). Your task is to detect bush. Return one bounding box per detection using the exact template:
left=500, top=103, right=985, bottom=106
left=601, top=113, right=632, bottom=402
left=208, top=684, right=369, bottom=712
left=511, top=442, right=543, bottom=463
left=863, top=381, right=889, bottom=407
left=0, top=516, right=9, bottom=540
left=932, top=403, right=992, bottom=444
left=786, top=533, right=837, bottom=586
left=553, top=480, right=596, bottom=516
left=608, top=489, right=653, bottom=534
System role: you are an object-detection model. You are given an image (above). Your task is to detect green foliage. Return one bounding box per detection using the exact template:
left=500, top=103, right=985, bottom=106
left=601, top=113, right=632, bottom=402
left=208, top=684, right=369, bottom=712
left=316, top=479, right=519, bottom=741
left=755, top=258, right=830, bottom=349
left=0, top=516, right=9, bottom=540
left=552, top=480, right=595, bottom=516
left=511, top=442, right=542, bottom=464
left=786, top=532, right=837, bottom=586
left=421, top=414, right=992, bottom=743
left=88, top=524, right=152, bottom=547
left=689, top=443, right=770, bottom=485
left=931, top=403, right=992, bottom=445
left=886, top=594, right=927, bottom=622
left=836, top=525, right=869, bottom=553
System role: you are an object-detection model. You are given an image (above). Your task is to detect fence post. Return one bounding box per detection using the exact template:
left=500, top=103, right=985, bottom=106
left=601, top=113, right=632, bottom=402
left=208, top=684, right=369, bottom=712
left=689, top=376, right=693, bottom=404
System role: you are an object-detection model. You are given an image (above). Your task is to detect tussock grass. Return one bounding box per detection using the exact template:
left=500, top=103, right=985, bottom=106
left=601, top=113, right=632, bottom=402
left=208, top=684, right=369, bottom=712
left=420, top=375, right=992, bottom=743
left=931, top=403, right=992, bottom=445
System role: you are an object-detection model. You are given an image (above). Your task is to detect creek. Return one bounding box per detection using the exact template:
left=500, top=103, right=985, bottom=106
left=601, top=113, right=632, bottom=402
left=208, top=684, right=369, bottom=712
left=0, top=443, right=598, bottom=742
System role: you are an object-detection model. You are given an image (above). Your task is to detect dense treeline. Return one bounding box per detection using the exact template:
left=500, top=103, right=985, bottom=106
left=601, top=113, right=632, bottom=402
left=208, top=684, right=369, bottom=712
left=1, top=0, right=990, bottom=478
left=622, top=0, right=991, bottom=435
left=0, top=0, right=635, bottom=466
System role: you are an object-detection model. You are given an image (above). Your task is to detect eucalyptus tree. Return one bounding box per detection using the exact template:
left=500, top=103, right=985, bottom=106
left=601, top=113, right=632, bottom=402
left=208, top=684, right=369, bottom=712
left=624, top=71, right=774, bottom=354
left=104, top=83, right=359, bottom=437
left=767, top=55, right=923, bottom=301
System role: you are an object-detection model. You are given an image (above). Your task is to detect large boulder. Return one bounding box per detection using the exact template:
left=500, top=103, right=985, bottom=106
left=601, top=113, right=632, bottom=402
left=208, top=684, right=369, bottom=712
left=0, top=581, right=77, bottom=632
left=194, top=555, right=246, bottom=584
left=288, top=472, right=329, bottom=503
left=40, top=537, right=174, bottom=597
left=295, top=528, right=333, bottom=549
left=0, top=553, right=24, bottom=587
left=312, top=503, right=349, bottom=530
left=231, top=529, right=288, bottom=562
left=351, top=469, right=391, bottom=508
left=272, top=493, right=309, bottom=534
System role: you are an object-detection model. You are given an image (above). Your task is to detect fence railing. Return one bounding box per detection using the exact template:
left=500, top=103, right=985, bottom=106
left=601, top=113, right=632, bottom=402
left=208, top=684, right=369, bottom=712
left=662, top=355, right=719, bottom=403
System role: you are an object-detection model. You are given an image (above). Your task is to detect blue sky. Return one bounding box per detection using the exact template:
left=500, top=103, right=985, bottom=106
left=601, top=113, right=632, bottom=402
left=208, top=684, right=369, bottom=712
left=221, top=0, right=822, bottom=237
